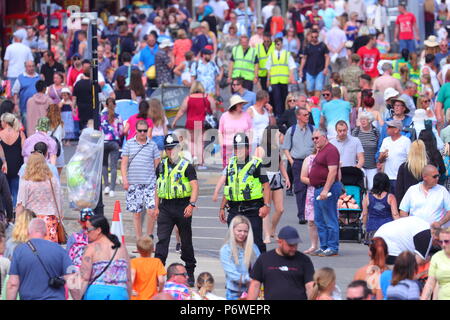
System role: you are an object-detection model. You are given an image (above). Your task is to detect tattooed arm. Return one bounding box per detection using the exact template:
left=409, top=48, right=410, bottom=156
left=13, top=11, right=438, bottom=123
left=79, top=244, right=95, bottom=299
left=420, top=276, right=437, bottom=300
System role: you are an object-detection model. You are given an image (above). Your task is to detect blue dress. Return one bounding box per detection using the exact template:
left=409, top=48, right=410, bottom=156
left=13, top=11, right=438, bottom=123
left=367, top=193, right=393, bottom=232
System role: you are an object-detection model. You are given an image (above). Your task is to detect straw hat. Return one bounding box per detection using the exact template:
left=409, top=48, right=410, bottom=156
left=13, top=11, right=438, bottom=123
left=228, top=95, right=248, bottom=109
left=424, top=35, right=439, bottom=47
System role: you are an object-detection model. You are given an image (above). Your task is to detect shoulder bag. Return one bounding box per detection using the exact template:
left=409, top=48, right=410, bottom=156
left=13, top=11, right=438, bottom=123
left=49, top=179, right=67, bottom=244
left=127, top=141, right=150, bottom=170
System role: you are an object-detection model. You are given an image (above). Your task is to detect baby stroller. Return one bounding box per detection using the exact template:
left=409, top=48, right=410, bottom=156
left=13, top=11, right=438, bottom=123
left=338, top=167, right=365, bottom=243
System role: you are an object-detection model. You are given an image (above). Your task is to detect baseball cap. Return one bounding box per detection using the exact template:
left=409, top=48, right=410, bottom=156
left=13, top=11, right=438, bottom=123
left=278, top=226, right=302, bottom=244
left=80, top=208, right=95, bottom=222
left=13, top=29, right=27, bottom=41
left=201, top=48, right=213, bottom=55
left=386, top=119, right=403, bottom=130
left=61, top=87, right=72, bottom=95
left=81, top=18, right=90, bottom=25
left=256, top=24, right=264, bottom=29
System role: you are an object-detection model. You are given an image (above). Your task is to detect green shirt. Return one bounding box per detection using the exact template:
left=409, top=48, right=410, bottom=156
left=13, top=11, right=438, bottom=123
left=437, top=82, right=450, bottom=113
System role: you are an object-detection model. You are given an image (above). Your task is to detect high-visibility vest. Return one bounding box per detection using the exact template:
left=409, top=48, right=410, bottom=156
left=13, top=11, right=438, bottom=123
left=269, top=50, right=290, bottom=85
left=224, top=156, right=264, bottom=202
left=257, top=42, right=275, bottom=77
left=156, top=158, right=192, bottom=199
left=232, top=45, right=257, bottom=81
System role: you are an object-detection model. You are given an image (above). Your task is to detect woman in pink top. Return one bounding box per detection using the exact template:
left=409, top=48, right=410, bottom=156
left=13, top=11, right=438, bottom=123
left=16, top=153, right=62, bottom=243
left=124, top=100, right=154, bottom=140
left=173, top=29, right=192, bottom=67
left=218, top=95, right=253, bottom=168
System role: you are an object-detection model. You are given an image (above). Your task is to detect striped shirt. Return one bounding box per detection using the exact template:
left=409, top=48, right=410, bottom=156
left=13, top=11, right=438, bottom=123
left=122, top=137, right=160, bottom=185
left=352, top=126, right=379, bottom=169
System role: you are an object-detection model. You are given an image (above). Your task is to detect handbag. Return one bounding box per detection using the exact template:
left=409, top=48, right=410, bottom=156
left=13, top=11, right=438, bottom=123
left=202, top=95, right=218, bottom=130
left=49, top=179, right=67, bottom=244
left=146, top=65, right=156, bottom=80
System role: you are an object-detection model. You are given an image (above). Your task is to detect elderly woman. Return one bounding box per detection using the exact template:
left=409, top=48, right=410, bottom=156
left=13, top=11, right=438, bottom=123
left=218, top=95, right=253, bottom=168
left=16, top=153, right=62, bottom=243
left=352, top=111, right=380, bottom=190
left=219, top=24, right=240, bottom=62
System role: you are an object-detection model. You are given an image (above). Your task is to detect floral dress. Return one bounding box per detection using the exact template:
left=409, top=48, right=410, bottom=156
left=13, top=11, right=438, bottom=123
left=305, top=154, right=316, bottom=221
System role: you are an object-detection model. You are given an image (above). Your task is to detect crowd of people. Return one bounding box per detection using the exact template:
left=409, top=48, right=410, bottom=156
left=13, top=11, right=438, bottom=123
left=1, top=0, right=450, bottom=301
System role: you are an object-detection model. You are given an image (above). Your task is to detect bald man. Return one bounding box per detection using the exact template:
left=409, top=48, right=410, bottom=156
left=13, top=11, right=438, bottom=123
left=399, top=165, right=450, bottom=229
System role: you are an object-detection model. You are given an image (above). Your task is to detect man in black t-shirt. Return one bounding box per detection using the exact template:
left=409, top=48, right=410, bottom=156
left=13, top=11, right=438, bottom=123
left=40, top=51, right=65, bottom=86
left=247, top=225, right=315, bottom=300
left=299, top=29, right=329, bottom=97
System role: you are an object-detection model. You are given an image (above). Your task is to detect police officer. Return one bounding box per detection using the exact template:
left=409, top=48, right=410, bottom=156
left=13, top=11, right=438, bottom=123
left=219, top=133, right=271, bottom=253
left=154, top=134, right=198, bottom=287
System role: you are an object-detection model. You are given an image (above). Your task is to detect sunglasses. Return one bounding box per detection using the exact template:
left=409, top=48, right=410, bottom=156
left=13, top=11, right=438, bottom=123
left=174, top=272, right=189, bottom=277
left=432, top=174, right=440, bottom=179
left=422, top=100, right=430, bottom=103
left=322, top=93, right=330, bottom=97
left=439, top=240, right=450, bottom=245
left=137, top=129, right=148, bottom=133
left=312, top=136, right=320, bottom=141
left=86, top=227, right=97, bottom=232
left=289, top=99, right=297, bottom=102
left=232, top=83, right=240, bottom=86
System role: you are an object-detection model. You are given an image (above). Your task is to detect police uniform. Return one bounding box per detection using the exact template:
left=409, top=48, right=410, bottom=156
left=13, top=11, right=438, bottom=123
left=222, top=134, right=269, bottom=253
left=154, top=134, right=197, bottom=284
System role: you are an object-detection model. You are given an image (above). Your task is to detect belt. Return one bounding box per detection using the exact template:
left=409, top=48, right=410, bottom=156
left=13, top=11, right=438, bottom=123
left=293, top=158, right=305, bottom=161
left=314, top=184, right=325, bottom=189
left=348, top=89, right=361, bottom=93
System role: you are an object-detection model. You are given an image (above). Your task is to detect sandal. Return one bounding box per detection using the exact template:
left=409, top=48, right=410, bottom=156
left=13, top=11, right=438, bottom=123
left=263, top=236, right=271, bottom=244
left=303, top=247, right=317, bottom=255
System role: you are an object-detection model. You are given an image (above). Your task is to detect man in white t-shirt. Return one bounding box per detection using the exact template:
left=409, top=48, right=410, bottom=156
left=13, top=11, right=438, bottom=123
left=374, top=216, right=432, bottom=265
left=400, top=165, right=450, bottom=228
left=378, top=119, right=411, bottom=194
left=3, top=31, right=34, bottom=87
left=209, top=0, right=229, bottom=23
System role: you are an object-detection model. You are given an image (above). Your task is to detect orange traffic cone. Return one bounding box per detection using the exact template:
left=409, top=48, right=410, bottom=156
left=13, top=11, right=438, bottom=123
left=111, top=200, right=125, bottom=245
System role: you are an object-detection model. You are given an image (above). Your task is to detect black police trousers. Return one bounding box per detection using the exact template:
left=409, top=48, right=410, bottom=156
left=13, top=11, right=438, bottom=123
left=155, top=201, right=197, bottom=275
left=227, top=206, right=266, bottom=253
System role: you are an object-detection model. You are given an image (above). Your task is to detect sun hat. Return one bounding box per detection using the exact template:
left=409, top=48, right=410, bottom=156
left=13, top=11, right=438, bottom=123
left=390, top=97, right=410, bottom=114
left=386, top=119, right=403, bottom=130
left=424, top=35, right=439, bottom=47
left=61, top=87, right=72, bottom=95
left=228, top=95, right=248, bottom=109
left=159, top=39, right=174, bottom=48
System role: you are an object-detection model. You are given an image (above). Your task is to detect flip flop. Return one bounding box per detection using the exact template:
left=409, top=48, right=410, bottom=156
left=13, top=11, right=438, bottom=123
left=303, top=247, right=317, bottom=255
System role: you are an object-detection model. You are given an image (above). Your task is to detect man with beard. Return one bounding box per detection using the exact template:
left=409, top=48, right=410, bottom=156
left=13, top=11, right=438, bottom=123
left=247, top=225, right=315, bottom=300
left=191, top=48, right=220, bottom=96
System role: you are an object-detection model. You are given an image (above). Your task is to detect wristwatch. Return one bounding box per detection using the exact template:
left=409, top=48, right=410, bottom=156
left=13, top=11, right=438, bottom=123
left=189, top=202, right=196, bottom=207
left=264, top=203, right=271, bottom=208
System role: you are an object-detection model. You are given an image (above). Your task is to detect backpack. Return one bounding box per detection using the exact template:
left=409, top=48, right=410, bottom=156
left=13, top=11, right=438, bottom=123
left=289, top=123, right=314, bottom=152
left=68, top=231, right=89, bottom=268
left=50, top=127, right=61, bottom=157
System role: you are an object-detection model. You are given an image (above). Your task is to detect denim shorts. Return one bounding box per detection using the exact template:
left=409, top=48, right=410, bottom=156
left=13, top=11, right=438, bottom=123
left=306, top=71, right=325, bottom=92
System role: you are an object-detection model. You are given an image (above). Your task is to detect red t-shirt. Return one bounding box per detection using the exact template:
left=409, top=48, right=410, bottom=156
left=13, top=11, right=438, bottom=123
left=309, top=142, right=340, bottom=187
left=396, top=13, right=416, bottom=40
left=357, top=46, right=381, bottom=78
left=67, top=67, right=83, bottom=88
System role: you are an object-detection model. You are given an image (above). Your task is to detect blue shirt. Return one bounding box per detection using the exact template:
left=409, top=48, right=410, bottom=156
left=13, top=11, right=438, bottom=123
left=191, top=34, right=209, bottom=56
left=9, top=238, right=73, bottom=300
left=321, top=99, right=351, bottom=127
left=220, top=243, right=260, bottom=292
left=139, top=44, right=159, bottom=70
left=380, top=270, right=393, bottom=300
left=237, top=89, right=257, bottom=111
left=191, top=60, right=220, bottom=95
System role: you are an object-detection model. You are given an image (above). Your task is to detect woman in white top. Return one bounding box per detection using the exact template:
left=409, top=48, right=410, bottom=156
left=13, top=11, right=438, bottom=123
left=246, top=90, right=275, bottom=148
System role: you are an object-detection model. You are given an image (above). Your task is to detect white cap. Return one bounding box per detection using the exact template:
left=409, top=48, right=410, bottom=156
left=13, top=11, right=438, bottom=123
left=61, top=87, right=72, bottom=95
left=13, top=29, right=27, bottom=41
left=82, top=18, right=90, bottom=25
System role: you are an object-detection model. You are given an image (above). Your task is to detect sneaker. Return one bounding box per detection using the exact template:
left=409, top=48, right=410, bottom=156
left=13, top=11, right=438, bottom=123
left=104, top=186, right=110, bottom=194
left=187, top=274, right=195, bottom=287
left=298, top=219, right=307, bottom=225
left=286, top=190, right=293, bottom=196
left=309, top=249, right=325, bottom=256
left=318, top=249, right=339, bottom=257
left=175, top=243, right=181, bottom=253
left=149, top=234, right=154, bottom=240
left=197, top=165, right=208, bottom=170
left=109, top=190, right=115, bottom=197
